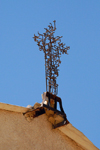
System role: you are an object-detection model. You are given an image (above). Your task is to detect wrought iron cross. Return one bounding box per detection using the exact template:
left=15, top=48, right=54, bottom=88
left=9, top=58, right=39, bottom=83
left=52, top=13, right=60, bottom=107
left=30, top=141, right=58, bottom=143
left=33, top=20, right=70, bottom=95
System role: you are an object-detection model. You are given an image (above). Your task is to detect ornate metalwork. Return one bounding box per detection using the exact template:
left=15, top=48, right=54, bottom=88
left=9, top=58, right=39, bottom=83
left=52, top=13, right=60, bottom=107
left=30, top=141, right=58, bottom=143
left=33, top=20, right=70, bottom=95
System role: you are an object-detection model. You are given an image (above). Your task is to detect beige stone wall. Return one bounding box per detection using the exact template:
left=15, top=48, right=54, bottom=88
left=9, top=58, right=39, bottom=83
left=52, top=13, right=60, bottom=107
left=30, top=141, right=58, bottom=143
left=0, top=109, right=84, bottom=150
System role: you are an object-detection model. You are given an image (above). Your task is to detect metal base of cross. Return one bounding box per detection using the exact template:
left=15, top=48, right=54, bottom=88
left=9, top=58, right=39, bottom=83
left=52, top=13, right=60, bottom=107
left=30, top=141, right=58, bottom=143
left=23, top=92, right=68, bottom=128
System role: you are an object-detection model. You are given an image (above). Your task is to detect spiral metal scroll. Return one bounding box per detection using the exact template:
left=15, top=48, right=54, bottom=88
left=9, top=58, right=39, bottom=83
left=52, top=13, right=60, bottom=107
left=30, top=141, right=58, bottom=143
left=33, top=20, right=70, bottom=95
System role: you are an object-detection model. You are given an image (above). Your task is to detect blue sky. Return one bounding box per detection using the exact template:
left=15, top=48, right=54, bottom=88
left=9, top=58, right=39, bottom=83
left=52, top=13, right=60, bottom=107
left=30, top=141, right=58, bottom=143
left=0, top=1, right=100, bottom=148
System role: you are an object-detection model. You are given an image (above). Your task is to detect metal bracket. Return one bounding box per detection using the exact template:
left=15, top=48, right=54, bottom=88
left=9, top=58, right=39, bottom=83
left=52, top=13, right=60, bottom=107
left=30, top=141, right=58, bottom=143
left=45, top=92, right=66, bottom=117
left=23, top=92, right=68, bottom=128
left=43, top=92, right=67, bottom=128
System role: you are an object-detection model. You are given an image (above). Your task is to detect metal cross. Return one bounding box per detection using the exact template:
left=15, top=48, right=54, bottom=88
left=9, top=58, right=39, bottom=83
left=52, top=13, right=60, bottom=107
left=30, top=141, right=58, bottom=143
left=33, top=20, right=70, bottom=95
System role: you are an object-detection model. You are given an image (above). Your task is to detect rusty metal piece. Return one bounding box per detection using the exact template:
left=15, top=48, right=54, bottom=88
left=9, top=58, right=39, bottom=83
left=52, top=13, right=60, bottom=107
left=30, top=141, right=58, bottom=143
left=33, top=20, right=70, bottom=95
left=43, top=92, right=66, bottom=118
left=23, top=91, right=68, bottom=128
left=23, top=107, right=45, bottom=119
left=53, top=119, right=67, bottom=129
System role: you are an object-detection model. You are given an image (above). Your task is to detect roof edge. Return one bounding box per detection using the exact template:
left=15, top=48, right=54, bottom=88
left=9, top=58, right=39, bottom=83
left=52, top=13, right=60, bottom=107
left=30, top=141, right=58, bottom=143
left=0, top=102, right=30, bottom=113
left=0, top=102, right=99, bottom=150
left=58, top=123, right=99, bottom=150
